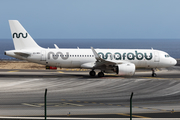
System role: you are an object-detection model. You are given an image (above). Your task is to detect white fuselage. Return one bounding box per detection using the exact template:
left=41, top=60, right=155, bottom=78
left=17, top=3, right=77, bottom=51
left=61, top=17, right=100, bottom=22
left=5, top=48, right=177, bottom=71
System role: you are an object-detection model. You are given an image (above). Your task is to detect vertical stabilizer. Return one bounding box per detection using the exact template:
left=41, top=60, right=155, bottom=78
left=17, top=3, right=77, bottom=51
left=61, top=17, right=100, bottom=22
left=9, top=20, right=42, bottom=50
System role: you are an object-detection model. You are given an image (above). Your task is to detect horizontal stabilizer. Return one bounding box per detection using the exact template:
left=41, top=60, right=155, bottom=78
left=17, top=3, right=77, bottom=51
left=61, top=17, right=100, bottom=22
left=14, top=52, right=31, bottom=57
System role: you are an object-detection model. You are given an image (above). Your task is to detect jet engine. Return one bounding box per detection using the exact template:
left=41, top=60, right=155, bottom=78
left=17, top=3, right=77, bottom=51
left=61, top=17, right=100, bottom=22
left=116, top=63, right=135, bottom=76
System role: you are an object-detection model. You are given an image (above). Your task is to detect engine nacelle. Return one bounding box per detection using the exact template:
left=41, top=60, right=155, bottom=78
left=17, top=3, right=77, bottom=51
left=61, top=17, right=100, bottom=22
left=116, top=63, right=135, bottom=76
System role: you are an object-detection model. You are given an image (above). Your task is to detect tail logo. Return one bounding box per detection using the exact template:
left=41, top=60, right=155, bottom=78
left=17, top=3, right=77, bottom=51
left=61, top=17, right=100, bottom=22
left=13, top=33, right=28, bottom=38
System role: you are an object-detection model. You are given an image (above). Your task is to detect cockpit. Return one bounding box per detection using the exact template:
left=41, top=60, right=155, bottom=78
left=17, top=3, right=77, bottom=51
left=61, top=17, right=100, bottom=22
left=165, top=54, right=170, bottom=57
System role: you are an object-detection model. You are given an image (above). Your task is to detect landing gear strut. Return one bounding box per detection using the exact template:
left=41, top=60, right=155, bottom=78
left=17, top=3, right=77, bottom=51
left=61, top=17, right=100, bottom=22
left=89, top=70, right=96, bottom=77
left=151, top=68, right=157, bottom=77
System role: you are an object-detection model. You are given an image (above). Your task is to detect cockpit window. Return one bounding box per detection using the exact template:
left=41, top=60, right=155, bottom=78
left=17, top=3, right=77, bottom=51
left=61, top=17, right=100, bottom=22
left=165, top=54, right=170, bottom=57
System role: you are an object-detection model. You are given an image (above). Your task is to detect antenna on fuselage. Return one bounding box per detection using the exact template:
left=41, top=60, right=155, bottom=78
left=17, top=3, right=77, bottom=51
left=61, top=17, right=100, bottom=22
left=77, top=47, right=79, bottom=49
left=151, top=47, right=154, bottom=50
left=54, top=44, right=59, bottom=49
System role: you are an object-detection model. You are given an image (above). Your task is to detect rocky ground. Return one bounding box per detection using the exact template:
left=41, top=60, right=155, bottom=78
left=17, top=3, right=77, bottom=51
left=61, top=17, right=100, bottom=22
left=0, top=60, right=46, bottom=70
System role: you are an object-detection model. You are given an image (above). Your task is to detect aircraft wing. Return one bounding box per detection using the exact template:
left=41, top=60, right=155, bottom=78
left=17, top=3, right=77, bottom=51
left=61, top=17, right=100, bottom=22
left=91, top=47, right=129, bottom=68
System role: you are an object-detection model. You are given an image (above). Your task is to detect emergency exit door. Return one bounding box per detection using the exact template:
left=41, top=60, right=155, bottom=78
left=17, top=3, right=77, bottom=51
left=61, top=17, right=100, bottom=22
left=154, top=51, right=160, bottom=62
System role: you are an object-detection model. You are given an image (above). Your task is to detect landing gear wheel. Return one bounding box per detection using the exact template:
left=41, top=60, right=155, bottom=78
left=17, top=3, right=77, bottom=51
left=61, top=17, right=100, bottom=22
left=98, top=72, right=104, bottom=77
left=151, top=68, right=157, bottom=77
left=89, top=70, right=96, bottom=77
left=152, top=73, right=157, bottom=77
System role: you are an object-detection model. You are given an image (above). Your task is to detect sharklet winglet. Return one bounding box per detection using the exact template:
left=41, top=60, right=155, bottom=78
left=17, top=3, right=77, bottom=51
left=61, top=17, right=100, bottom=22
left=91, top=47, right=102, bottom=61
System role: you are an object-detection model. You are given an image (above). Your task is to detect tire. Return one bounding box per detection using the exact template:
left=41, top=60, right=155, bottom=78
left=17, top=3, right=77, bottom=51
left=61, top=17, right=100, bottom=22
left=152, top=73, right=157, bottom=77
left=89, top=71, right=96, bottom=76
left=98, top=72, right=104, bottom=77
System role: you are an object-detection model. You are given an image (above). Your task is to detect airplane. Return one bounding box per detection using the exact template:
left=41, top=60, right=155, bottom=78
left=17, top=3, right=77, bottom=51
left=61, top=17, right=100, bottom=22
left=4, top=20, right=177, bottom=77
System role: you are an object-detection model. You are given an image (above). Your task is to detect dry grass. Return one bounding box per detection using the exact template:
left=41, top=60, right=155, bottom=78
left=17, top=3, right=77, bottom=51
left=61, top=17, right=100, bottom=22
left=0, top=61, right=45, bottom=70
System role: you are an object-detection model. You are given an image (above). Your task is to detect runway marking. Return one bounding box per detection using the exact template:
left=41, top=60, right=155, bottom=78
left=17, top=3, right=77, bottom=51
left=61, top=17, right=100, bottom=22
left=140, top=77, right=165, bottom=79
left=8, top=70, right=19, bottom=72
left=134, top=106, right=139, bottom=108
left=22, top=102, right=84, bottom=107
left=57, top=71, right=64, bottom=73
left=134, top=106, right=170, bottom=112
left=58, top=99, right=171, bottom=112
left=62, top=102, right=84, bottom=107
left=61, top=68, right=88, bottom=71
left=117, top=113, right=150, bottom=118
left=22, top=103, right=41, bottom=107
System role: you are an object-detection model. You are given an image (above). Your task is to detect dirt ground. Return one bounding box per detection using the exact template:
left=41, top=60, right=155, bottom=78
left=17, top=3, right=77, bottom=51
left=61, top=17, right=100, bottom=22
left=0, top=61, right=86, bottom=71
left=0, top=61, right=46, bottom=70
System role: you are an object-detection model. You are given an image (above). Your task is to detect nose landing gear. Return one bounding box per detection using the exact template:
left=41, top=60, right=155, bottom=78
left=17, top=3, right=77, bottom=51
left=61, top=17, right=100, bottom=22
left=151, top=68, right=157, bottom=77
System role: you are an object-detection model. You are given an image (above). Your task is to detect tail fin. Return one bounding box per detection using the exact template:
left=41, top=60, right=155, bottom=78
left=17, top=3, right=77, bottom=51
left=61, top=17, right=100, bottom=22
left=9, top=20, right=42, bottom=50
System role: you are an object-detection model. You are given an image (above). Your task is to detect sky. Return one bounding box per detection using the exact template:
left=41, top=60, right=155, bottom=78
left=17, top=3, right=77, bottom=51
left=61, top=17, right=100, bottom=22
left=1, top=0, right=180, bottom=40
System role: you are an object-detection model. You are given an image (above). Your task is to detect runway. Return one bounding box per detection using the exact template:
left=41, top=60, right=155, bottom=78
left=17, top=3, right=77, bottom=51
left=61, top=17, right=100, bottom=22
left=0, top=67, right=180, bottom=119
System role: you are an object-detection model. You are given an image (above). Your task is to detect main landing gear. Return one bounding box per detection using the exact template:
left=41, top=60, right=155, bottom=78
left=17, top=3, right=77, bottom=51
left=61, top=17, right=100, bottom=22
left=98, top=71, right=104, bottom=77
left=151, top=68, right=157, bottom=77
left=89, top=70, right=104, bottom=77
left=89, top=70, right=96, bottom=77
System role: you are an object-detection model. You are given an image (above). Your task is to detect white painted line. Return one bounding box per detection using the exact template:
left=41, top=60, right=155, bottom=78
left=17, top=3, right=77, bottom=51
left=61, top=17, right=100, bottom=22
left=22, top=103, right=41, bottom=107
left=63, top=102, right=84, bottom=107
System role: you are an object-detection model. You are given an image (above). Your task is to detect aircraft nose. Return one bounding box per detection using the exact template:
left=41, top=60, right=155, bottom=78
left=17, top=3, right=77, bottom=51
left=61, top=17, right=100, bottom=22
left=170, top=58, right=177, bottom=66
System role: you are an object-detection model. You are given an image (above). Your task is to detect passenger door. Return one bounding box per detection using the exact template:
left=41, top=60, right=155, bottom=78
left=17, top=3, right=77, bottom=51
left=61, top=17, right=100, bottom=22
left=154, top=51, right=160, bottom=62
left=41, top=50, right=46, bottom=61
